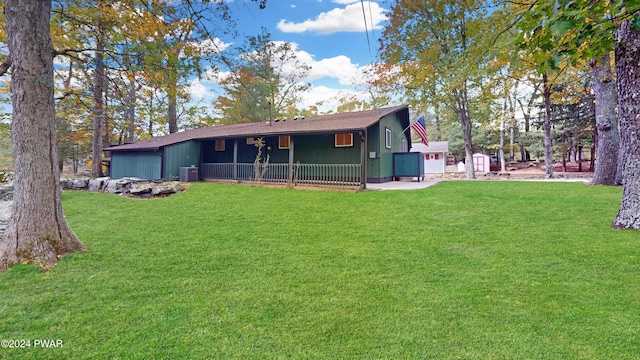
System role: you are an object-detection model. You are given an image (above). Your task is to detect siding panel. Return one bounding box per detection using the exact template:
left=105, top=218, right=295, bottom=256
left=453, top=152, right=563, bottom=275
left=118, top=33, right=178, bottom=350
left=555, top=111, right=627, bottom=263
left=164, top=141, right=201, bottom=180
left=111, top=151, right=162, bottom=180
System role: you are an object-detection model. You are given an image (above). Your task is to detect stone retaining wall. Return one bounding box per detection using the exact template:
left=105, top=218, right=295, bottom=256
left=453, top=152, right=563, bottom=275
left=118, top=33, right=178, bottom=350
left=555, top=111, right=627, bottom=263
left=0, top=176, right=184, bottom=235
left=60, top=177, right=183, bottom=197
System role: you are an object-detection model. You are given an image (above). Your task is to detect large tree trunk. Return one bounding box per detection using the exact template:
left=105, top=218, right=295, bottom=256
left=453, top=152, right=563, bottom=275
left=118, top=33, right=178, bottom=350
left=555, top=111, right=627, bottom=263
left=167, top=58, right=179, bottom=134
left=499, top=100, right=506, bottom=173
left=613, top=20, right=640, bottom=229
left=542, top=73, right=554, bottom=178
left=91, top=25, right=105, bottom=178
left=590, top=55, right=620, bottom=186
left=124, top=71, right=137, bottom=143
left=168, top=87, right=178, bottom=134
left=0, top=0, right=85, bottom=271
left=455, top=88, right=475, bottom=179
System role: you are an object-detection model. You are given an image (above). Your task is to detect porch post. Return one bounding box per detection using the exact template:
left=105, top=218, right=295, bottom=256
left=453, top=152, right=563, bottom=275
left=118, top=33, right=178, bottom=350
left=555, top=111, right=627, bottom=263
left=360, top=130, right=367, bottom=188
left=288, top=136, right=295, bottom=184
left=233, top=139, right=238, bottom=180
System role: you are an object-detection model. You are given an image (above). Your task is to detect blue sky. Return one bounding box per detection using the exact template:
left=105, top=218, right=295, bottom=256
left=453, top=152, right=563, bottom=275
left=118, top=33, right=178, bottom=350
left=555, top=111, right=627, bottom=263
left=192, top=0, right=389, bottom=112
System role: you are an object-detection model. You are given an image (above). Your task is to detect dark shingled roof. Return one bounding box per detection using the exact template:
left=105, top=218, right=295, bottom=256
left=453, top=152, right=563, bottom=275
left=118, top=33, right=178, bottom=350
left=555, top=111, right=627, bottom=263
left=106, top=104, right=410, bottom=151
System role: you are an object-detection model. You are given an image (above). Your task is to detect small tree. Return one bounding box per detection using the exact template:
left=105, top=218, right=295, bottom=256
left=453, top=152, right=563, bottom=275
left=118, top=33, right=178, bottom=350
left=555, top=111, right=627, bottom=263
left=253, top=138, right=270, bottom=182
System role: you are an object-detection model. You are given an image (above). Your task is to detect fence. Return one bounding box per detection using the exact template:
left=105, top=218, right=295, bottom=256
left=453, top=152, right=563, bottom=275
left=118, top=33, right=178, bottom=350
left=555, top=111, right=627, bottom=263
left=200, top=163, right=362, bottom=187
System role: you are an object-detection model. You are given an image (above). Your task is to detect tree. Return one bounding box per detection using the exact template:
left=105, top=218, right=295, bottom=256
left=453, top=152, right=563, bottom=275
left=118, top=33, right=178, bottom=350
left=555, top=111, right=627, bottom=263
left=590, top=55, right=619, bottom=185
left=612, top=19, right=640, bottom=229
left=514, top=1, right=640, bottom=183
left=0, top=0, right=84, bottom=271
left=213, top=29, right=311, bottom=123
left=379, top=0, right=504, bottom=179
left=513, top=0, right=640, bottom=227
left=540, top=1, right=622, bottom=184
left=47, top=0, right=268, bottom=164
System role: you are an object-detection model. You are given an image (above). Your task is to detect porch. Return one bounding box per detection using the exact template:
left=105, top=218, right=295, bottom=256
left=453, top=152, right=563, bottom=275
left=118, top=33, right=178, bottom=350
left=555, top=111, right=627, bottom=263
left=200, top=163, right=363, bottom=187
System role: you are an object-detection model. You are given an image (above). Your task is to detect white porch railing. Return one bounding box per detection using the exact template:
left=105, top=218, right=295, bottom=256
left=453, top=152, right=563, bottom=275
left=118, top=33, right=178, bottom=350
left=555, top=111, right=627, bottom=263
left=200, top=163, right=362, bottom=187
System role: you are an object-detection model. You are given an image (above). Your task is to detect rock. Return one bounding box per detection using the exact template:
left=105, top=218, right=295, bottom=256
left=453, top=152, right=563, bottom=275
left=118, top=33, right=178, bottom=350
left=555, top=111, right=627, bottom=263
left=60, top=178, right=75, bottom=190
left=88, top=177, right=109, bottom=192
left=151, top=181, right=181, bottom=196
left=0, top=199, right=11, bottom=216
left=72, top=177, right=90, bottom=190
left=130, top=182, right=153, bottom=195
left=0, top=184, right=14, bottom=202
left=0, top=200, right=12, bottom=235
left=104, top=178, right=138, bottom=194
left=0, top=171, right=14, bottom=183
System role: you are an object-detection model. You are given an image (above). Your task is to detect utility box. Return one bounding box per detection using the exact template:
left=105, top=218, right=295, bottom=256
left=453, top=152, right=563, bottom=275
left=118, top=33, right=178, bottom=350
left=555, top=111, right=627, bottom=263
left=179, top=166, right=199, bottom=182
left=393, top=152, right=424, bottom=181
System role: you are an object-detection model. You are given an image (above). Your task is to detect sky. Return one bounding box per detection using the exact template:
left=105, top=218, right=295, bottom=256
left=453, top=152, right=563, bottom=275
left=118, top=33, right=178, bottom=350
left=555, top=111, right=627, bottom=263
left=191, top=0, right=390, bottom=112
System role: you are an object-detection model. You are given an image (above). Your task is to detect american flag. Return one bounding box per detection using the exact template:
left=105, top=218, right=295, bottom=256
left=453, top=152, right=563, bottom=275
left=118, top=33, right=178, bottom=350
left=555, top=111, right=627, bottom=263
left=411, top=113, right=428, bottom=146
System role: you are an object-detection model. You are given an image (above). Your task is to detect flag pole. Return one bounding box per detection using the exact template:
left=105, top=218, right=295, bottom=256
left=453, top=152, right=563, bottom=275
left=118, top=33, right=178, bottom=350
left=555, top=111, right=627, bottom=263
left=399, top=113, right=423, bottom=136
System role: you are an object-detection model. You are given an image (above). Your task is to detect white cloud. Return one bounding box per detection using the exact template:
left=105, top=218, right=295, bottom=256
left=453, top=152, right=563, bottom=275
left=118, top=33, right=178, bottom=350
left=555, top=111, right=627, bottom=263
left=199, top=41, right=379, bottom=111
left=194, top=38, right=232, bottom=54
left=277, top=1, right=387, bottom=35
left=301, top=85, right=367, bottom=112
left=205, top=41, right=367, bottom=87
left=267, top=42, right=368, bottom=86
left=188, top=78, right=208, bottom=98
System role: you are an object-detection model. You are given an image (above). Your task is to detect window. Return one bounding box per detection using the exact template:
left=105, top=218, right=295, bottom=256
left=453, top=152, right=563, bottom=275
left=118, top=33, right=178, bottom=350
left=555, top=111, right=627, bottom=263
left=385, top=128, right=392, bottom=149
left=215, top=139, right=225, bottom=151
left=335, top=133, right=353, bottom=147
left=246, top=137, right=255, bottom=145
left=434, top=153, right=439, bottom=160
left=279, top=135, right=290, bottom=149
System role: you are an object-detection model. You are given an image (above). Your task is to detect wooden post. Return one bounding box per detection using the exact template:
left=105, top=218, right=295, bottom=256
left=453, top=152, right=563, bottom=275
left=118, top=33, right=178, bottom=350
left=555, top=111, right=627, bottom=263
left=288, top=136, right=295, bottom=184
left=233, top=139, right=238, bottom=180
left=360, top=130, right=367, bottom=188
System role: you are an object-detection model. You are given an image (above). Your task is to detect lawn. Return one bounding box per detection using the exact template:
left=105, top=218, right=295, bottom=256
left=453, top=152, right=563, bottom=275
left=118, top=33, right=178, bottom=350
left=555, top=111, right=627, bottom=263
left=1, top=181, right=639, bottom=359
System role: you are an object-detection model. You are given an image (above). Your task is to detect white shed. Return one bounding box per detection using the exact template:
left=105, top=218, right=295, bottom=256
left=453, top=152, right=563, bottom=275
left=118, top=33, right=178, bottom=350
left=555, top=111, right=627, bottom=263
left=410, top=141, right=449, bottom=174
left=473, top=153, right=491, bottom=172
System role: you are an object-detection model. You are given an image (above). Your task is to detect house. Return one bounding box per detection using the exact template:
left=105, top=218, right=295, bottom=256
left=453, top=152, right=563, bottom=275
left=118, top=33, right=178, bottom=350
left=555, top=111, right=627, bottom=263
left=410, top=141, right=449, bottom=175
left=105, top=104, right=412, bottom=187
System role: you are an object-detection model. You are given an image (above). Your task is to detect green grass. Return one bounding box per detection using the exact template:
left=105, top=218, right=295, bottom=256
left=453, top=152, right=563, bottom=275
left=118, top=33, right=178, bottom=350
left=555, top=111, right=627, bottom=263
left=1, top=181, right=639, bottom=359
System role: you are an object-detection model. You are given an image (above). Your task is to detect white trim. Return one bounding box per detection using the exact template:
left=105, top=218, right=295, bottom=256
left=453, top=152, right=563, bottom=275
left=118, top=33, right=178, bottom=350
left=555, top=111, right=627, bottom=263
left=385, top=128, right=392, bottom=149
left=278, top=135, right=290, bottom=149
left=335, top=133, right=354, bottom=147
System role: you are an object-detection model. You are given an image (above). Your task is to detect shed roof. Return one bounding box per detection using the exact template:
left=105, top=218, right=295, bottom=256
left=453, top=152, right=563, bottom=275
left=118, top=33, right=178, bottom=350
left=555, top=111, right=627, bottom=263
left=107, top=104, right=409, bottom=151
left=410, top=141, right=449, bottom=154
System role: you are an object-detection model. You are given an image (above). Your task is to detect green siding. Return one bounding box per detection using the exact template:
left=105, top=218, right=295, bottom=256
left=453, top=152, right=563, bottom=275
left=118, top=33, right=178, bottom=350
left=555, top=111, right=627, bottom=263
left=202, top=139, right=234, bottom=163
left=111, top=151, right=162, bottom=180
left=164, top=141, right=201, bottom=181
left=201, top=135, right=361, bottom=165
left=367, top=124, right=381, bottom=180
left=366, top=112, right=410, bottom=181
left=197, top=108, right=408, bottom=183
left=262, top=137, right=289, bottom=163
left=294, top=134, right=360, bottom=164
